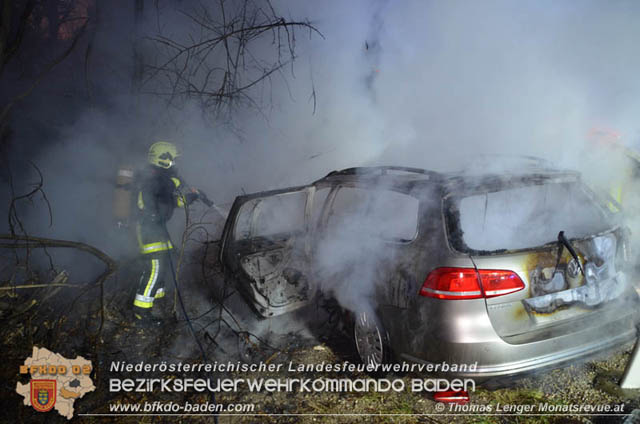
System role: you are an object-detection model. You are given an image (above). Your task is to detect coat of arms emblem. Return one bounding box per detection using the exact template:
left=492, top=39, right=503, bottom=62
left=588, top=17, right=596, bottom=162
left=30, top=380, right=56, bottom=412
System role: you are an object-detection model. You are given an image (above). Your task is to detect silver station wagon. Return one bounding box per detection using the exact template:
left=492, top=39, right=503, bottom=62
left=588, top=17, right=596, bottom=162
left=219, top=161, right=639, bottom=378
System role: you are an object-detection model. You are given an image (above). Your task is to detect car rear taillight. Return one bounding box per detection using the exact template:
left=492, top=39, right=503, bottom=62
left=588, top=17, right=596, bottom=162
left=419, top=268, right=482, bottom=299
left=419, top=267, right=524, bottom=300
left=480, top=269, right=525, bottom=298
left=434, top=389, right=470, bottom=404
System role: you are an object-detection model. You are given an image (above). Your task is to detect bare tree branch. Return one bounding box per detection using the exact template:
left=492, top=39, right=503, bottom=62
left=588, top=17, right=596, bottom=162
left=0, top=18, right=87, bottom=124
left=7, top=161, right=52, bottom=236
left=141, top=0, right=323, bottom=118
left=0, top=0, right=36, bottom=78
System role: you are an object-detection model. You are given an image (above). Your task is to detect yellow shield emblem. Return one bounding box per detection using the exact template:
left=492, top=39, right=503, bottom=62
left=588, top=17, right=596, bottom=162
left=30, top=380, right=56, bottom=412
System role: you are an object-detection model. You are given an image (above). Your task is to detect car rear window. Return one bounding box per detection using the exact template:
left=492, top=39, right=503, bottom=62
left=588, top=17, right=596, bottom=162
left=328, top=187, right=419, bottom=242
left=450, top=182, right=611, bottom=252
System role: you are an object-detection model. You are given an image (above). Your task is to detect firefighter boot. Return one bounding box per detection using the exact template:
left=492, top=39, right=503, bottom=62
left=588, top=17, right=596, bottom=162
left=133, top=307, right=163, bottom=328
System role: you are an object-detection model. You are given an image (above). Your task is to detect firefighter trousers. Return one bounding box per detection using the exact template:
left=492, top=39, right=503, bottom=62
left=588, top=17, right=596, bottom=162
left=133, top=251, right=170, bottom=316
left=133, top=219, right=174, bottom=318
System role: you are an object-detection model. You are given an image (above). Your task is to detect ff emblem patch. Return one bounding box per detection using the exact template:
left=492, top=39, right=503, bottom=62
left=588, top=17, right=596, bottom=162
left=567, top=258, right=580, bottom=279
left=30, top=380, right=56, bottom=412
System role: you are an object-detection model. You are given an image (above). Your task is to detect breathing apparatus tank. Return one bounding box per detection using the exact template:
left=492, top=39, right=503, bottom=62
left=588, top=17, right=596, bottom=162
left=113, top=165, right=135, bottom=228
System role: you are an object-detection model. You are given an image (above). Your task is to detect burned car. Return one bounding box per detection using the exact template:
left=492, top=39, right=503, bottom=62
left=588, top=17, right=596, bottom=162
left=219, top=163, right=640, bottom=378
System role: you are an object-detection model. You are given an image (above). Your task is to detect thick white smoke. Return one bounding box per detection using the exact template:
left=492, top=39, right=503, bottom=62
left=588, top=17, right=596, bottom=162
left=16, top=0, right=640, bottom=238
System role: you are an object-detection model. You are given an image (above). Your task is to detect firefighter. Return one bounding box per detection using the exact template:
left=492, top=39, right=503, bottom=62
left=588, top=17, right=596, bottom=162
left=586, top=127, right=640, bottom=211
left=132, top=141, right=200, bottom=326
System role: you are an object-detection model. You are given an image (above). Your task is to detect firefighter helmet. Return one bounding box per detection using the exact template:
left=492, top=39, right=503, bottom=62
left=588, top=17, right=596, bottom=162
left=148, top=141, right=180, bottom=169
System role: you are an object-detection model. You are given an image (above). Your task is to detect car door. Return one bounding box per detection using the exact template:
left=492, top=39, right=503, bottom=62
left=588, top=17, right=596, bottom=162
left=219, top=185, right=315, bottom=317
left=312, top=183, right=421, bottom=313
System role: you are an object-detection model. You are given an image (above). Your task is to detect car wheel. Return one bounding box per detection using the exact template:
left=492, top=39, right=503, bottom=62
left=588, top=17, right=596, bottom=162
left=353, top=310, right=391, bottom=366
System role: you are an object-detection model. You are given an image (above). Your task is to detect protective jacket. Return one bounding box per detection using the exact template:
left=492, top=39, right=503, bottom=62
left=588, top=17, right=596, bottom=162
left=135, top=166, right=198, bottom=254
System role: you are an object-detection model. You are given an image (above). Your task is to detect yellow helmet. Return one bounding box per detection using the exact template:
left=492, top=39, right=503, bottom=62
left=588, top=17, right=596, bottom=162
left=148, top=141, right=180, bottom=169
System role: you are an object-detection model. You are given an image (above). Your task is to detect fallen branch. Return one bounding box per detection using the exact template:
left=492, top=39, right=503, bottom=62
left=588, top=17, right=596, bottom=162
left=0, top=283, right=79, bottom=290
left=0, top=234, right=116, bottom=337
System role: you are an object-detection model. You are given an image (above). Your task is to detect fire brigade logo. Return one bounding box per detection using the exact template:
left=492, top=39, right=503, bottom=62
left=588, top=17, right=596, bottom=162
left=16, top=346, right=95, bottom=419
left=30, top=380, right=56, bottom=412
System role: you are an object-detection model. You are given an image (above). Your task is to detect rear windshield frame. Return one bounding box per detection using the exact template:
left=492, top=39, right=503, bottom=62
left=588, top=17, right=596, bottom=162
left=442, top=178, right=617, bottom=255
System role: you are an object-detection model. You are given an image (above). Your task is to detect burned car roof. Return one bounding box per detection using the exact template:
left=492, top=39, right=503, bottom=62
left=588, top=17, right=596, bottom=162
left=314, top=164, right=581, bottom=195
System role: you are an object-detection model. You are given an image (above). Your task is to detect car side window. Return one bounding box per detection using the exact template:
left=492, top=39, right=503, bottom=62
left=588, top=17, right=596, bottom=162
left=234, top=191, right=307, bottom=240
left=234, top=200, right=257, bottom=240
left=327, top=186, right=419, bottom=242
left=310, top=187, right=331, bottom=231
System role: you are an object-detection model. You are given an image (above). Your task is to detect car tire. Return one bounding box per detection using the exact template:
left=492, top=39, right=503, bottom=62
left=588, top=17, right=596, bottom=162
left=353, top=309, right=392, bottom=367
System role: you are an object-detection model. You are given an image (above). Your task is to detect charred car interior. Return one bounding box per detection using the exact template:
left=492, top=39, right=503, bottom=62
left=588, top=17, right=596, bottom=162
left=219, top=163, right=640, bottom=379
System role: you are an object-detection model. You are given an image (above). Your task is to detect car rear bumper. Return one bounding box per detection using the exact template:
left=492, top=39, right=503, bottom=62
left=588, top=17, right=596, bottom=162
left=400, top=321, right=636, bottom=377
left=398, top=293, right=639, bottom=378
